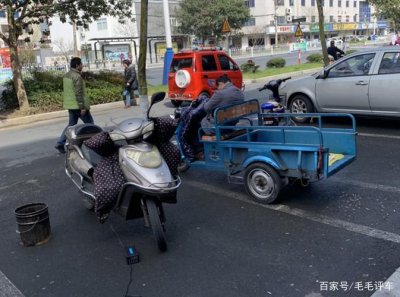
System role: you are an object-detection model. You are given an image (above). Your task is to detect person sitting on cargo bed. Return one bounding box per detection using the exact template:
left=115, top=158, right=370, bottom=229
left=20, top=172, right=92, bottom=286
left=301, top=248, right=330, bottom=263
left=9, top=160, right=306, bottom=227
left=177, top=75, right=244, bottom=162
left=201, top=74, right=245, bottom=135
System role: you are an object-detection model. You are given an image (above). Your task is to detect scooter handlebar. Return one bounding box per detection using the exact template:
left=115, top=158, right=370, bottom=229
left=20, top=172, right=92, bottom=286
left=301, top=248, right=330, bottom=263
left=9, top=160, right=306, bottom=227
left=258, top=86, right=267, bottom=92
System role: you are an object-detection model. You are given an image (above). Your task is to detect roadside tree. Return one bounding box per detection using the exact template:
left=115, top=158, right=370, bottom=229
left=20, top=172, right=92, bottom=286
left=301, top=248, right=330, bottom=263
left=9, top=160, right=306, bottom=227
left=0, top=0, right=134, bottom=112
left=137, top=0, right=149, bottom=116
left=316, top=0, right=329, bottom=66
left=368, top=0, right=400, bottom=29
left=176, top=0, right=250, bottom=44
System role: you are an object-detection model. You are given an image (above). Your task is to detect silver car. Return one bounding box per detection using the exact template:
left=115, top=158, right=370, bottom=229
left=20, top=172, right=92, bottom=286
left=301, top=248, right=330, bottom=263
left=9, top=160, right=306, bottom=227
left=280, top=47, right=400, bottom=123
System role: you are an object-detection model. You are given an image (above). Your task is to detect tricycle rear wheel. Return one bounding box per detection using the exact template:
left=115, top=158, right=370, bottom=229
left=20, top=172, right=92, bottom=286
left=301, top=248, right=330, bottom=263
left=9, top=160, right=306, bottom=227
left=244, top=163, right=281, bottom=204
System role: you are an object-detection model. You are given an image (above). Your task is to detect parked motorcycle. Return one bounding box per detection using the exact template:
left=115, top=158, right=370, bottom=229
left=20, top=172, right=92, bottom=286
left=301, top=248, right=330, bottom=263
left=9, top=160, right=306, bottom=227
left=258, top=77, right=295, bottom=126
left=65, top=92, right=180, bottom=252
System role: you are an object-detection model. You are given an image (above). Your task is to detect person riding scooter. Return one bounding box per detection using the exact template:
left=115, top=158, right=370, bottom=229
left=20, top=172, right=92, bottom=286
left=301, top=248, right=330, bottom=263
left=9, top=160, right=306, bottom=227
left=327, top=40, right=345, bottom=60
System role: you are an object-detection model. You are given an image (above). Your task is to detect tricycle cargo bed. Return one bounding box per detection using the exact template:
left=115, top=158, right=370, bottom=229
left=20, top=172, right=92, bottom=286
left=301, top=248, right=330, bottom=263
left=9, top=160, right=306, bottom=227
left=199, top=100, right=357, bottom=181
left=201, top=124, right=356, bottom=180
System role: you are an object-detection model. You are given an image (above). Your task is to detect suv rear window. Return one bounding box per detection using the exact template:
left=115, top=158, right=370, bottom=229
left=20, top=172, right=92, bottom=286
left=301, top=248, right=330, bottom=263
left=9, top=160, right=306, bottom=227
left=170, top=58, right=193, bottom=73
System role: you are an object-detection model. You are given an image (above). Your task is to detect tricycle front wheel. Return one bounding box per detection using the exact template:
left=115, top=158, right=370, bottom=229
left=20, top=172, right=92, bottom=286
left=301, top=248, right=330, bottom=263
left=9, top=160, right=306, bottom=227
left=244, top=163, right=281, bottom=204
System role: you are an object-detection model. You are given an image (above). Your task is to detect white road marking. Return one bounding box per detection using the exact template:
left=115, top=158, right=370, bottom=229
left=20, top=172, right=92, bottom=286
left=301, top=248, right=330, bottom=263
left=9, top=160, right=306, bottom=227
left=371, top=267, right=400, bottom=296
left=186, top=180, right=400, bottom=244
left=332, top=177, right=400, bottom=194
left=358, top=132, right=400, bottom=140
left=0, top=270, right=25, bottom=297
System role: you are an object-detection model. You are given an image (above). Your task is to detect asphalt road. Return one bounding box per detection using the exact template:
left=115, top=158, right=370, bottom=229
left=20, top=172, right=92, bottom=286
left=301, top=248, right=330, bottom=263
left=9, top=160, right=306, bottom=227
left=1, top=91, right=400, bottom=297
left=145, top=50, right=317, bottom=87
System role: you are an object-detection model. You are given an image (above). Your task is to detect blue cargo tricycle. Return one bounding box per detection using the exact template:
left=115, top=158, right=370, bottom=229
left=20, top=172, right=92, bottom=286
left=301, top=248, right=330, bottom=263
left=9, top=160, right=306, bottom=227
left=176, top=99, right=357, bottom=204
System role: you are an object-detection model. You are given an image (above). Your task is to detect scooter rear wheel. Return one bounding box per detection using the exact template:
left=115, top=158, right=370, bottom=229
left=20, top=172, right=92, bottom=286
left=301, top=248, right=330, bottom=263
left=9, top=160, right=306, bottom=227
left=146, top=199, right=167, bottom=252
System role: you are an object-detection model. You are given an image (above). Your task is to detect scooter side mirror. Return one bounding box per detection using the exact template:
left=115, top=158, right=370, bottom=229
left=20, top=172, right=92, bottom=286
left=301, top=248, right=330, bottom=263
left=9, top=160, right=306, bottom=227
left=150, top=92, right=166, bottom=105
left=147, top=92, right=166, bottom=119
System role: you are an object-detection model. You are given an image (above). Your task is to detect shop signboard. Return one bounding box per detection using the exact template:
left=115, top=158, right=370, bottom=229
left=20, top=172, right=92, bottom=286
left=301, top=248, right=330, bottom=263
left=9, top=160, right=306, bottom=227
left=333, top=23, right=357, bottom=30
left=278, top=26, right=291, bottom=33
left=310, top=23, right=333, bottom=32
left=0, top=48, right=11, bottom=68
left=298, top=24, right=310, bottom=33
left=358, top=23, right=374, bottom=29
left=377, top=21, right=388, bottom=29
left=0, top=48, right=12, bottom=84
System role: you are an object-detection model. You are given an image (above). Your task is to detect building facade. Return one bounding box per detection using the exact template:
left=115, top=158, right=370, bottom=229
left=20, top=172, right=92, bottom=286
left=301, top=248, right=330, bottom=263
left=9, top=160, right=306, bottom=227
left=49, top=0, right=188, bottom=64
left=240, top=0, right=388, bottom=49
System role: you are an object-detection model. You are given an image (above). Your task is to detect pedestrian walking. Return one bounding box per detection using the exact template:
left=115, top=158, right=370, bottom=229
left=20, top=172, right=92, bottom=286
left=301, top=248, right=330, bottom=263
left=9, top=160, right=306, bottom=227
left=55, top=57, right=93, bottom=154
left=122, top=59, right=139, bottom=108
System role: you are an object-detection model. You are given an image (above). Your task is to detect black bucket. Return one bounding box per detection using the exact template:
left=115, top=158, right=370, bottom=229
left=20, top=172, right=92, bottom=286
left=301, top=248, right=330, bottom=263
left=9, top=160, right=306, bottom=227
left=15, top=203, right=51, bottom=247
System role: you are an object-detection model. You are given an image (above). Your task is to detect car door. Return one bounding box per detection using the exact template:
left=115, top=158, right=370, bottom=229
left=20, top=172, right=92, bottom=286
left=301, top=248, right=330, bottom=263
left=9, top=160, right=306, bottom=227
left=315, top=53, right=376, bottom=113
left=368, top=50, right=400, bottom=114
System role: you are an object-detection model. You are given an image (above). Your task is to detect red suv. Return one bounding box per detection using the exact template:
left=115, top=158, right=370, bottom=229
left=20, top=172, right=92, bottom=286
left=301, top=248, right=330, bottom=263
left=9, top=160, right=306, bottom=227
left=168, top=48, right=243, bottom=107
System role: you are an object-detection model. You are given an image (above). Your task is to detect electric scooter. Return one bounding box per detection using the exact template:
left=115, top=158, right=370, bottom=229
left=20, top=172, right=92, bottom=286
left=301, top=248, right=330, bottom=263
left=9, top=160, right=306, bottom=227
left=65, top=92, right=180, bottom=252
left=258, top=77, right=295, bottom=126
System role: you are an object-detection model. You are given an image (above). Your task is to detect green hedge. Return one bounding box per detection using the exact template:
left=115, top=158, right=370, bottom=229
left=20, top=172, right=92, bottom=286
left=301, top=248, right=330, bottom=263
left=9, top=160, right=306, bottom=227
left=266, top=58, right=286, bottom=68
left=1, top=70, right=125, bottom=112
left=306, top=53, right=323, bottom=63
left=240, top=63, right=253, bottom=72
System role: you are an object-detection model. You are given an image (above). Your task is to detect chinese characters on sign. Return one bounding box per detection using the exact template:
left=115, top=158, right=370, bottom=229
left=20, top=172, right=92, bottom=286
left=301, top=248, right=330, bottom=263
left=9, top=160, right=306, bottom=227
left=319, top=281, right=393, bottom=292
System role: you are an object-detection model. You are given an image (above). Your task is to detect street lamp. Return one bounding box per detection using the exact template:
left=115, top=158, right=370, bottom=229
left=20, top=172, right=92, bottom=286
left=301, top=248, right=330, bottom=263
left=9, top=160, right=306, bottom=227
left=162, top=0, right=173, bottom=85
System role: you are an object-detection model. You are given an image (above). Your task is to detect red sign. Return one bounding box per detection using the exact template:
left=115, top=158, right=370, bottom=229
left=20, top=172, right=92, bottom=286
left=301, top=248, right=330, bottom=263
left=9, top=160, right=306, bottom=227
left=0, top=48, right=11, bottom=68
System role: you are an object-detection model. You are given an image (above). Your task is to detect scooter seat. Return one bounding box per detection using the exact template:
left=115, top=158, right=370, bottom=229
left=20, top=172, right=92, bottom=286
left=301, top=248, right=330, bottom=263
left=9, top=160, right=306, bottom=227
left=73, top=124, right=103, bottom=137
left=66, top=124, right=103, bottom=146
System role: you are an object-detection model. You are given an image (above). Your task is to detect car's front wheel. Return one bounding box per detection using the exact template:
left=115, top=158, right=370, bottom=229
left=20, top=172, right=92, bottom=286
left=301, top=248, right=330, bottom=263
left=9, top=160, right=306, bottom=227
left=288, top=95, right=314, bottom=123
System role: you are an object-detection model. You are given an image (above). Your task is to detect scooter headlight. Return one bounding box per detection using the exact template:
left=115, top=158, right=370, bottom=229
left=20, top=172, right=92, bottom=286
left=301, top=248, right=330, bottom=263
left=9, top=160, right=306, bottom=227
left=125, top=146, right=162, bottom=168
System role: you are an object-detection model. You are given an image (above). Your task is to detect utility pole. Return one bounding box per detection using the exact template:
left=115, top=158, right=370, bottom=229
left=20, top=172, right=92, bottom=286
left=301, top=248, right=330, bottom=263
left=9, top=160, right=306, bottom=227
left=162, top=0, right=174, bottom=85
left=138, top=0, right=149, bottom=118
left=274, top=0, right=278, bottom=46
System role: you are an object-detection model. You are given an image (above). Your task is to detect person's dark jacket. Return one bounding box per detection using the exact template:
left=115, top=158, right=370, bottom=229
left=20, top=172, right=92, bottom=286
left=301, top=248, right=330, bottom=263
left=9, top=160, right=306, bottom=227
left=327, top=46, right=345, bottom=60
left=124, top=64, right=138, bottom=91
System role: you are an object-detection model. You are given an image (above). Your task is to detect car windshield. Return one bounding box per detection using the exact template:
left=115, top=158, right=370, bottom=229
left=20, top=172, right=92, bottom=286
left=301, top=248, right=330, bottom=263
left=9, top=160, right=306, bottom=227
left=170, top=58, right=193, bottom=73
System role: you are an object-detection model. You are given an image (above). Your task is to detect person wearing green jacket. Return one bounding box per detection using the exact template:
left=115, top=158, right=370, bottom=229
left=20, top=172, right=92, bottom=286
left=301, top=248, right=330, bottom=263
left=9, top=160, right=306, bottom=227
left=55, top=57, right=94, bottom=154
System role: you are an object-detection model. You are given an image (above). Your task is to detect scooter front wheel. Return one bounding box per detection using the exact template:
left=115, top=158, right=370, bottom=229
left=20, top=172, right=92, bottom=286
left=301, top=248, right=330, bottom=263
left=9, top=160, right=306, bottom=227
left=146, top=199, right=167, bottom=252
